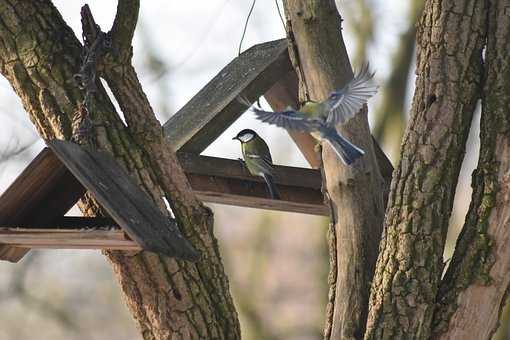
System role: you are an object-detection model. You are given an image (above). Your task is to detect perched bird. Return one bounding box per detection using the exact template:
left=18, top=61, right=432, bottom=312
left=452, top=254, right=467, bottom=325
left=71, top=104, right=94, bottom=146
left=233, top=129, right=281, bottom=200
left=250, top=64, right=378, bottom=165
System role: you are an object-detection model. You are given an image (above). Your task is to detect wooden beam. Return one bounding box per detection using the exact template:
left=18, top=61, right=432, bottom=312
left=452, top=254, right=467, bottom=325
left=0, top=145, right=325, bottom=247
left=178, top=153, right=327, bottom=215
left=164, top=39, right=292, bottom=153
left=48, top=140, right=199, bottom=261
left=0, top=143, right=327, bottom=263
left=264, top=70, right=322, bottom=169
left=0, top=148, right=85, bottom=262
left=18, top=216, right=118, bottom=229
left=0, top=228, right=138, bottom=250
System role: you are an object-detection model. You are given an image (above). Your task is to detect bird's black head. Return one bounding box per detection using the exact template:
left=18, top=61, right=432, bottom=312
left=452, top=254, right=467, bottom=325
left=233, top=129, right=257, bottom=143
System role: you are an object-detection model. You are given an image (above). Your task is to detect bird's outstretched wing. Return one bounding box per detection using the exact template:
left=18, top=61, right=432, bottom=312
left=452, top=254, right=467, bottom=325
left=252, top=107, right=319, bottom=132
left=324, top=63, right=378, bottom=125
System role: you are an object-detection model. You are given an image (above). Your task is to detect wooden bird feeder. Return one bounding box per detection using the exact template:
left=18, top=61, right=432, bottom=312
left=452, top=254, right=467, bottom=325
left=0, top=39, right=393, bottom=263
left=0, top=140, right=199, bottom=263
left=164, top=39, right=393, bottom=212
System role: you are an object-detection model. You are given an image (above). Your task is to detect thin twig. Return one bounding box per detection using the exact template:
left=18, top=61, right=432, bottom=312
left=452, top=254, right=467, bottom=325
left=0, top=137, right=37, bottom=165
left=110, top=0, right=140, bottom=55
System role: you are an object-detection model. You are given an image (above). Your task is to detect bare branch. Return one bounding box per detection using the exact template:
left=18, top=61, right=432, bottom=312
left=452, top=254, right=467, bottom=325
left=0, top=137, right=37, bottom=165
left=344, top=0, right=375, bottom=65
left=110, top=0, right=140, bottom=56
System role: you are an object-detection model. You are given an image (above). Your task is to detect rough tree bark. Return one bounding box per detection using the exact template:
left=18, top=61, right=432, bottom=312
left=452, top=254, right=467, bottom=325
left=282, top=1, right=386, bottom=339
left=365, top=0, right=488, bottom=338
left=0, top=1, right=240, bottom=339
left=432, top=0, right=510, bottom=338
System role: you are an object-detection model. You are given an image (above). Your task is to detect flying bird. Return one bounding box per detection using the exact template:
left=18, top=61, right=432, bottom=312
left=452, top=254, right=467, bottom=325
left=250, top=64, right=378, bottom=165
left=233, top=129, right=281, bottom=200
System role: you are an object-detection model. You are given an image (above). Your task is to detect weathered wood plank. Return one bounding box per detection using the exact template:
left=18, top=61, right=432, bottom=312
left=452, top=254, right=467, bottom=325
left=48, top=140, right=199, bottom=261
left=164, top=39, right=292, bottom=153
left=0, top=148, right=85, bottom=262
left=0, top=228, right=138, bottom=250
left=191, top=179, right=327, bottom=215
left=178, top=153, right=327, bottom=215
left=0, top=144, right=327, bottom=263
left=19, top=216, right=118, bottom=229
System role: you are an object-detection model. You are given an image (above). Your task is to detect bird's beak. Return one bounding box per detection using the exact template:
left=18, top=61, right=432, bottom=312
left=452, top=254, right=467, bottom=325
left=232, top=136, right=238, bottom=141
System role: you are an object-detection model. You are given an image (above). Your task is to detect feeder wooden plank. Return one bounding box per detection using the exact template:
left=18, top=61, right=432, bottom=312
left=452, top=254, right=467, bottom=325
left=19, top=216, right=117, bottom=229
left=164, top=39, right=292, bottom=153
left=191, top=180, right=327, bottom=215
left=0, top=228, right=138, bottom=250
left=178, top=153, right=327, bottom=215
left=48, top=140, right=199, bottom=261
left=0, top=148, right=85, bottom=262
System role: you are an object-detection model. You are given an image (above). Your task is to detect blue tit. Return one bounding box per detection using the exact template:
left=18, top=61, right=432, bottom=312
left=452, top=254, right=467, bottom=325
left=233, top=129, right=281, bottom=200
left=251, top=64, right=378, bottom=165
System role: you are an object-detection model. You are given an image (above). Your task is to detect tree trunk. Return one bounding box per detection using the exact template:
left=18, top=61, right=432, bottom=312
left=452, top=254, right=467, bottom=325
left=364, top=0, right=488, bottom=338
left=432, top=0, right=510, bottom=338
left=282, top=2, right=386, bottom=339
left=0, top=1, right=240, bottom=339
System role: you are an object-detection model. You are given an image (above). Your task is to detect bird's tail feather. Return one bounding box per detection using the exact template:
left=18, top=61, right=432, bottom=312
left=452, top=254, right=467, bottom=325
left=325, top=133, right=365, bottom=165
left=262, top=173, right=281, bottom=200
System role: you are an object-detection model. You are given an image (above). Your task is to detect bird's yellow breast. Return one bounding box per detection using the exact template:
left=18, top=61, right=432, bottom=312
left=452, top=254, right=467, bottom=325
left=300, top=102, right=321, bottom=116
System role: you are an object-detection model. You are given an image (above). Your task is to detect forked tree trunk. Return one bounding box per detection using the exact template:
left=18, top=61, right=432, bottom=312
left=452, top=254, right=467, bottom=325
left=282, top=0, right=507, bottom=339
left=0, top=1, right=240, bottom=339
left=365, top=0, right=488, bottom=338
left=432, top=0, right=510, bottom=338
left=282, top=1, right=386, bottom=339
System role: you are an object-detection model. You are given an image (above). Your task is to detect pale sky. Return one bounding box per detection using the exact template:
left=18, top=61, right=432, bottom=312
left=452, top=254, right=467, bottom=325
left=0, top=0, right=411, bottom=191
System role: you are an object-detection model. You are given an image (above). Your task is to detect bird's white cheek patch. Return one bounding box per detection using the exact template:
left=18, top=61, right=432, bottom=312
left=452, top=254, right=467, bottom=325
left=240, top=134, right=254, bottom=143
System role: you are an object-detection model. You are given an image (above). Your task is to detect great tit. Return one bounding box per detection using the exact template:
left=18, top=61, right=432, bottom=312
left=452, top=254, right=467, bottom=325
left=250, top=64, right=378, bottom=165
left=233, top=129, right=281, bottom=200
